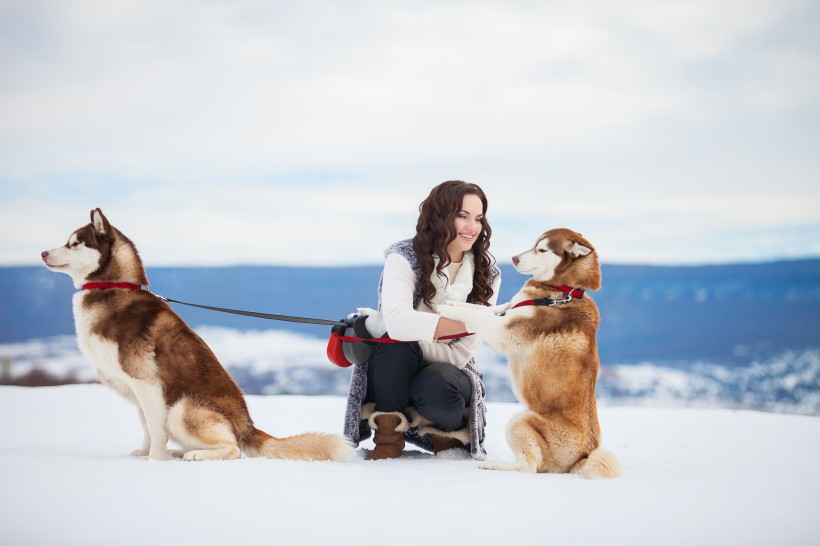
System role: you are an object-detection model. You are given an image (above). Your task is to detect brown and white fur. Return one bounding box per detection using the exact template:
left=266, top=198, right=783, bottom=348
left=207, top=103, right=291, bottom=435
left=438, top=228, right=621, bottom=478
left=42, top=208, right=355, bottom=462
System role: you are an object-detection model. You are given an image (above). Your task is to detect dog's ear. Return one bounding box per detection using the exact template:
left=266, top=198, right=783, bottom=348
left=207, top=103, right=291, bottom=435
left=91, top=208, right=110, bottom=236
left=566, top=241, right=593, bottom=258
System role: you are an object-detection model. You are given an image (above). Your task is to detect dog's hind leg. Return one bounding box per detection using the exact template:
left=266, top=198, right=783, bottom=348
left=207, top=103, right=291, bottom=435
left=480, top=458, right=536, bottom=472
left=167, top=398, right=241, bottom=461
left=570, top=447, right=622, bottom=479
left=479, top=410, right=544, bottom=473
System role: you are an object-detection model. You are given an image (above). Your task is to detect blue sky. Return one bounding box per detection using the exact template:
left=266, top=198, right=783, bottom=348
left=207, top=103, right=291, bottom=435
left=1, top=0, right=819, bottom=266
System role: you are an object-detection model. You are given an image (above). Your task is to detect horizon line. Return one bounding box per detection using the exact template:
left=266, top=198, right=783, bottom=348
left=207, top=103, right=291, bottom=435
left=6, top=255, right=820, bottom=270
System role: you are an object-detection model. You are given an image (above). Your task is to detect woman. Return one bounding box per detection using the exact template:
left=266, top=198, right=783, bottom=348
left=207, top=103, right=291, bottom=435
left=343, top=180, right=502, bottom=460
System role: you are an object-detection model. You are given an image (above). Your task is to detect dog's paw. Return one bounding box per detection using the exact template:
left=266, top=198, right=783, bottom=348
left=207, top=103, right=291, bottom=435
left=183, top=450, right=208, bottom=461
left=439, top=300, right=481, bottom=309
left=168, top=449, right=186, bottom=459
left=479, top=460, right=532, bottom=472
left=147, top=447, right=168, bottom=461
left=130, top=448, right=149, bottom=457
left=439, top=301, right=499, bottom=322
left=182, top=447, right=240, bottom=461
left=491, top=302, right=512, bottom=315
left=437, top=305, right=468, bottom=321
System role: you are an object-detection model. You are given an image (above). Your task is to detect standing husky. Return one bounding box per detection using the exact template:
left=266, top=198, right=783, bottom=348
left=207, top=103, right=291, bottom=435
left=439, top=228, right=621, bottom=478
left=42, top=209, right=355, bottom=462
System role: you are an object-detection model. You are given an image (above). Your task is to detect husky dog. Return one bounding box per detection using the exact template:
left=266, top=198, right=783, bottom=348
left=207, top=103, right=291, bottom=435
left=439, top=228, right=621, bottom=478
left=42, top=209, right=355, bottom=462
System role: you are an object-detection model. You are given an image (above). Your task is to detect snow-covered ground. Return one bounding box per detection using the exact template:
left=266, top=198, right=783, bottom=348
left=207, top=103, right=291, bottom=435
left=1, top=384, right=818, bottom=546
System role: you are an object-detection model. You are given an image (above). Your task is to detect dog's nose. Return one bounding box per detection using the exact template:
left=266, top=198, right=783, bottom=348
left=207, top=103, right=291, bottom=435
left=41, top=251, right=48, bottom=259
left=512, top=256, right=519, bottom=266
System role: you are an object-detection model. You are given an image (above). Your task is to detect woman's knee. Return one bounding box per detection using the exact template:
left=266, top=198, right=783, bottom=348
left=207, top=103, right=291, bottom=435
left=366, top=342, right=424, bottom=411
left=370, top=342, right=422, bottom=369
left=410, top=364, right=471, bottom=430
left=411, top=364, right=456, bottom=397
left=368, top=342, right=423, bottom=383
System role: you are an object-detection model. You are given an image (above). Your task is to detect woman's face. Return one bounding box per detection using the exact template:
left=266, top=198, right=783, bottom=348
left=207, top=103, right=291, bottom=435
left=446, top=193, right=484, bottom=261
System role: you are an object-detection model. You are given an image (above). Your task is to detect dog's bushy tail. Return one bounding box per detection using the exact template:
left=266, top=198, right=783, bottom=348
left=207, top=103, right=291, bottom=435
left=242, top=428, right=356, bottom=462
left=571, top=447, right=622, bottom=479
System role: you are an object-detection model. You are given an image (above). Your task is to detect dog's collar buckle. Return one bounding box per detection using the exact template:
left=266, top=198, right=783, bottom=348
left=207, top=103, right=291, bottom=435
left=513, top=293, right=573, bottom=309
left=512, top=285, right=585, bottom=309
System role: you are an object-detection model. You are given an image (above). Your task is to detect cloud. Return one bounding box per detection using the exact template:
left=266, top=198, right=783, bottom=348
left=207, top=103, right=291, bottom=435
left=10, top=175, right=819, bottom=267
left=1, top=0, right=818, bottom=265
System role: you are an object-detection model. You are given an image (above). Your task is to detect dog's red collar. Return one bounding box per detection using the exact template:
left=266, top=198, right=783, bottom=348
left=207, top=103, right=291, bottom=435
left=547, top=285, right=585, bottom=299
left=512, top=285, right=584, bottom=310
left=82, top=282, right=144, bottom=291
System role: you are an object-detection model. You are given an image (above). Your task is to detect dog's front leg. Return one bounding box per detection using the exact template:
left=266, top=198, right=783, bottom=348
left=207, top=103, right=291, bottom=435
left=438, top=304, right=512, bottom=354
left=130, top=380, right=169, bottom=460
left=130, top=405, right=152, bottom=457
left=100, top=377, right=152, bottom=456
left=437, top=300, right=512, bottom=315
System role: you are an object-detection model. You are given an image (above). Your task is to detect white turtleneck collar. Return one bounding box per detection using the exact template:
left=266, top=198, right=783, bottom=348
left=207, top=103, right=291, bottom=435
left=429, top=252, right=474, bottom=306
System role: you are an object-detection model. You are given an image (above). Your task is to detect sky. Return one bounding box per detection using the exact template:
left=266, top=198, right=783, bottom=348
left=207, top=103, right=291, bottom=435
left=2, top=384, right=819, bottom=545
left=1, top=0, right=819, bottom=267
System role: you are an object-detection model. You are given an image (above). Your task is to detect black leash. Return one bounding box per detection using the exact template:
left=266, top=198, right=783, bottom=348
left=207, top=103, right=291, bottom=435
left=152, top=293, right=346, bottom=327
left=153, top=292, right=576, bottom=329
left=88, top=284, right=576, bottom=330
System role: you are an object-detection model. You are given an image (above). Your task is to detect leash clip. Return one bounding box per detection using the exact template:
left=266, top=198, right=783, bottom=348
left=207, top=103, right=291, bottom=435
left=538, top=293, right=573, bottom=306
left=530, top=294, right=572, bottom=306
left=150, top=291, right=169, bottom=302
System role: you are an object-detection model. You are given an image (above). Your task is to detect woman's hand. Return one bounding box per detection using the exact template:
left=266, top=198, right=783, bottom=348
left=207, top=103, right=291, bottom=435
left=356, top=307, right=387, bottom=337
left=434, top=316, right=468, bottom=338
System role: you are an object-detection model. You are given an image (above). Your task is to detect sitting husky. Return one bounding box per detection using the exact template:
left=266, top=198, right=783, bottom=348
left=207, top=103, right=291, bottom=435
left=439, top=228, right=621, bottom=478
left=42, top=209, right=355, bottom=462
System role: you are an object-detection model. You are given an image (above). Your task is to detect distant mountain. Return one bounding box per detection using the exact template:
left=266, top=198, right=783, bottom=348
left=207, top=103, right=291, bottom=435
left=2, top=259, right=819, bottom=365
left=3, top=330, right=817, bottom=415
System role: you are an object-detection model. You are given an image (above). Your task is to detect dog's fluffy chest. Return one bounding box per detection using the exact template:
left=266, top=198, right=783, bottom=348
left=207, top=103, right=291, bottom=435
left=501, top=289, right=599, bottom=404
left=72, top=292, right=132, bottom=384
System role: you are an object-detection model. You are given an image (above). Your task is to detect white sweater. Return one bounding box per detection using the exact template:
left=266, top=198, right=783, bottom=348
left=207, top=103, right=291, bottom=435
left=380, top=252, right=501, bottom=369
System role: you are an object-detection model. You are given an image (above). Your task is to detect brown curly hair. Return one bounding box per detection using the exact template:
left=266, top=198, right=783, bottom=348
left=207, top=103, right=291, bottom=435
left=413, top=180, right=495, bottom=307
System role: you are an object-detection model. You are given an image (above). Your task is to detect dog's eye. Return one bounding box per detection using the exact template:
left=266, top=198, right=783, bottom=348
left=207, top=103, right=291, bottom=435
left=71, top=242, right=80, bottom=248
left=537, top=248, right=547, bottom=253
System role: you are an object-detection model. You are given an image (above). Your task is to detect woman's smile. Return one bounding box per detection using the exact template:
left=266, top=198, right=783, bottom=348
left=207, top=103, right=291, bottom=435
left=447, top=193, right=484, bottom=260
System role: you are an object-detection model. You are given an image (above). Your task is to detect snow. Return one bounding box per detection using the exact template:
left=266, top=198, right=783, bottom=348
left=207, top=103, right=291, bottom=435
left=1, top=385, right=819, bottom=546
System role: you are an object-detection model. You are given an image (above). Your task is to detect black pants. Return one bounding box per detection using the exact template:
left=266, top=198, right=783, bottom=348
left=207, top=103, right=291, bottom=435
left=365, top=341, right=472, bottom=432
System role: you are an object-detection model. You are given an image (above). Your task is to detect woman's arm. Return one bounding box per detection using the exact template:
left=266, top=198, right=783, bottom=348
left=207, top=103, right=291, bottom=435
left=419, top=271, right=503, bottom=368
left=380, top=253, right=440, bottom=342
